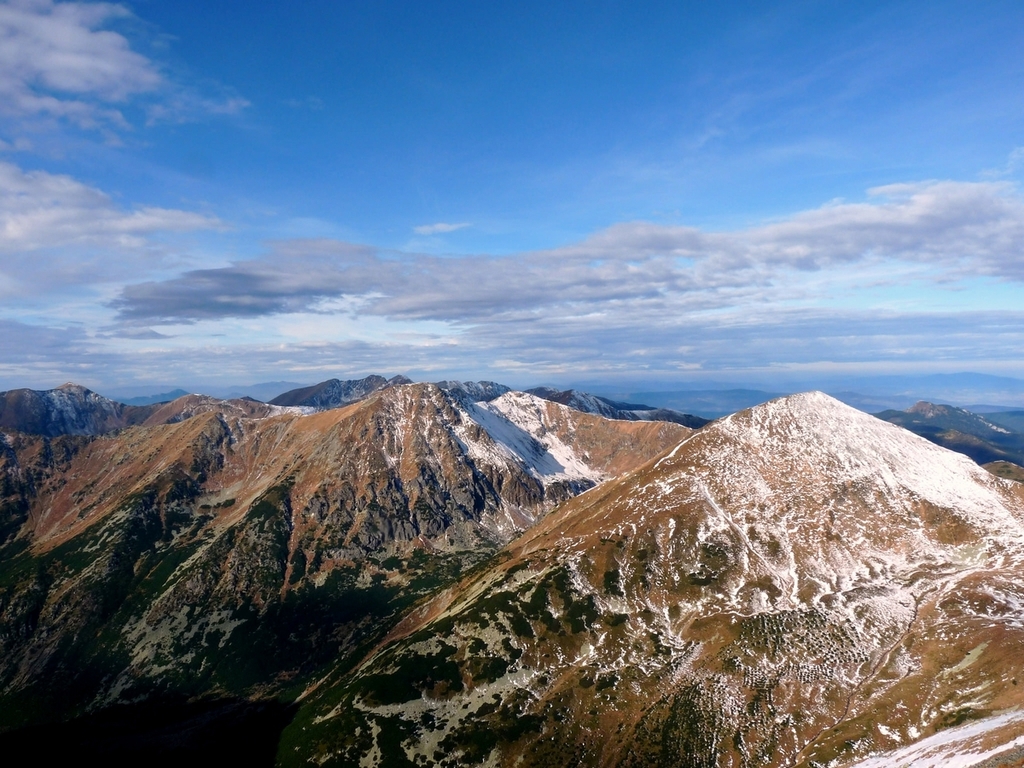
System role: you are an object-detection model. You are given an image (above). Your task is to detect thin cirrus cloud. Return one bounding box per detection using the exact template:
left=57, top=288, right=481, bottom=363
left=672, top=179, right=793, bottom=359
left=412, top=222, right=471, bottom=235
left=111, top=180, right=1024, bottom=328
left=0, top=0, right=247, bottom=131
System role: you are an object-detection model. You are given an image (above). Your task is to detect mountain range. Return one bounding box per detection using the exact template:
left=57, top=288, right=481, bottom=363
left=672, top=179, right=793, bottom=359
left=1, top=378, right=1024, bottom=766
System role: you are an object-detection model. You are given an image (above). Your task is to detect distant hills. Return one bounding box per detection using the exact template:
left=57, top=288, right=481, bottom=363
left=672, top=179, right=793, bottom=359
left=525, top=386, right=709, bottom=428
left=875, top=401, right=1024, bottom=467
left=118, top=388, right=190, bottom=406
left=269, top=375, right=411, bottom=408
left=92, top=370, right=1024, bottom=422
left=623, top=388, right=786, bottom=419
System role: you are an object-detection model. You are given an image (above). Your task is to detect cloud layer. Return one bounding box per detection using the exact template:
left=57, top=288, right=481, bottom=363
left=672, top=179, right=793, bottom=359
left=111, top=180, right=1024, bottom=328
left=0, top=161, right=221, bottom=251
left=5, top=173, right=1024, bottom=389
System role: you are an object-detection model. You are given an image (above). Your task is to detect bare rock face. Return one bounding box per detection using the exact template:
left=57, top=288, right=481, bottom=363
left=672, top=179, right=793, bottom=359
left=0, top=382, right=686, bottom=732
left=295, top=392, right=1024, bottom=768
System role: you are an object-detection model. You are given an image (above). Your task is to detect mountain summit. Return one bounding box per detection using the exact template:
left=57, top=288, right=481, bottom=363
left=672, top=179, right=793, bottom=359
left=4, top=389, right=1023, bottom=766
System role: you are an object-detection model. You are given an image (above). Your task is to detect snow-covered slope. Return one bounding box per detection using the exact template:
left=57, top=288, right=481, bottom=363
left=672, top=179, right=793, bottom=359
left=470, top=391, right=612, bottom=483
left=374, top=385, right=691, bottom=539
left=848, top=709, right=1024, bottom=768
left=296, top=392, right=1024, bottom=768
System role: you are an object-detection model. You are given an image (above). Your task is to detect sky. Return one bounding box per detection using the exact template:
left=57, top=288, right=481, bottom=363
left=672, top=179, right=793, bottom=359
left=2, top=0, right=1024, bottom=396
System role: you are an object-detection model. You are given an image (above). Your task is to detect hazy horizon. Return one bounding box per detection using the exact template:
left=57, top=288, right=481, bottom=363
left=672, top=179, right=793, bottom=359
left=9, top=369, right=1024, bottom=417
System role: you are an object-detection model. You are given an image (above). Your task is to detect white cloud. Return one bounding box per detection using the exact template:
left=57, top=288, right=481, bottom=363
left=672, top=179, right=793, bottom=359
left=0, top=0, right=160, bottom=127
left=0, top=161, right=222, bottom=251
left=7, top=307, right=1024, bottom=393
left=0, top=0, right=248, bottom=131
left=144, top=92, right=250, bottom=126
left=0, top=177, right=1014, bottom=388
left=112, top=180, right=1024, bottom=329
left=412, top=221, right=471, bottom=235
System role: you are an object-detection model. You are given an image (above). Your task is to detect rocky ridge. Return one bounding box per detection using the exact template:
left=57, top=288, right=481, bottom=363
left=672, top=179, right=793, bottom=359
left=0, top=383, right=305, bottom=438
left=435, top=380, right=512, bottom=402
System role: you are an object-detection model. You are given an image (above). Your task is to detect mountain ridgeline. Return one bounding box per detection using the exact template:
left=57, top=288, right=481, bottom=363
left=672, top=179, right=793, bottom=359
left=293, top=393, right=1024, bottom=767
left=525, top=386, right=710, bottom=428
left=1, top=378, right=1024, bottom=766
left=268, top=375, right=413, bottom=408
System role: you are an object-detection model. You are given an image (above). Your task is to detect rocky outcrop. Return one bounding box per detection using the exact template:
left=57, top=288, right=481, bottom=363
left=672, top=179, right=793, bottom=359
left=435, top=380, right=512, bottom=402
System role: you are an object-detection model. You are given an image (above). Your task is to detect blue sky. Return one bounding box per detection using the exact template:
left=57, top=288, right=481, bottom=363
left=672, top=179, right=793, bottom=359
left=1, top=0, right=1024, bottom=395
